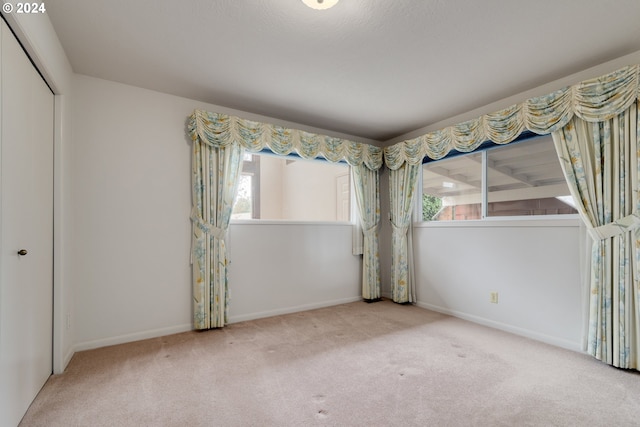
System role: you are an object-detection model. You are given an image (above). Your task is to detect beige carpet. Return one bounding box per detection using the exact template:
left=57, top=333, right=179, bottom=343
left=20, top=300, right=640, bottom=426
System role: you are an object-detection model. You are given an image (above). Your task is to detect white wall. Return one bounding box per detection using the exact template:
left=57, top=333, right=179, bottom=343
left=380, top=121, right=584, bottom=349
left=71, top=74, right=362, bottom=351
left=228, top=223, right=360, bottom=322
left=413, top=220, right=584, bottom=350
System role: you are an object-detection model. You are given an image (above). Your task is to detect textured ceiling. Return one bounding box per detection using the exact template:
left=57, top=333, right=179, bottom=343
left=46, top=0, right=640, bottom=143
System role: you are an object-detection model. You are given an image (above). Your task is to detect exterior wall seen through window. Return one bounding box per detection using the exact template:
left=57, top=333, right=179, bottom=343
left=232, top=153, right=351, bottom=222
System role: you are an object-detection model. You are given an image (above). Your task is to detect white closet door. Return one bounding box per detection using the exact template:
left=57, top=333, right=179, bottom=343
left=0, top=20, right=54, bottom=427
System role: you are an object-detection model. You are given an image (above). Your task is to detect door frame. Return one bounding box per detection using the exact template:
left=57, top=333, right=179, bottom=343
left=2, top=13, right=69, bottom=374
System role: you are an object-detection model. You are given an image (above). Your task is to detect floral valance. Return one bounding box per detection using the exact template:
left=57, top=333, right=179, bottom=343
left=189, top=110, right=383, bottom=171
left=384, top=64, right=640, bottom=169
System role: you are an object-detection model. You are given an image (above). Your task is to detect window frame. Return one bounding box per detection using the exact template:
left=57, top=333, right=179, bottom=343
left=416, top=132, right=581, bottom=225
left=230, top=150, right=355, bottom=225
left=238, top=153, right=261, bottom=219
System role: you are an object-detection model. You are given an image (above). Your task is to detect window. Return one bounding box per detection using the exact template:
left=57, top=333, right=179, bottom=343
left=231, top=153, right=351, bottom=222
left=486, top=137, right=576, bottom=217
left=421, top=136, right=577, bottom=221
left=422, top=152, right=482, bottom=221
left=233, top=153, right=260, bottom=219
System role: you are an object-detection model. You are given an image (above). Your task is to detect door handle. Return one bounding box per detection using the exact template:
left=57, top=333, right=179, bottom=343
left=17, top=249, right=28, bottom=256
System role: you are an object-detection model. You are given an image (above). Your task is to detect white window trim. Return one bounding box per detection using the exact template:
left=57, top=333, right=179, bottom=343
left=414, top=215, right=581, bottom=228
left=230, top=219, right=353, bottom=226
left=231, top=151, right=353, bottom=224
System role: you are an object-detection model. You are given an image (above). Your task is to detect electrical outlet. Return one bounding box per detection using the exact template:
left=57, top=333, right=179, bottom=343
left=490, top=292, right=499, bottom=304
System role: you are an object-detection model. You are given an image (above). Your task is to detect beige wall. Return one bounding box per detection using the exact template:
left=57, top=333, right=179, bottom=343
left=259, top=155, right=284, bottom=219
left=255, top=156, right=349, bottom=221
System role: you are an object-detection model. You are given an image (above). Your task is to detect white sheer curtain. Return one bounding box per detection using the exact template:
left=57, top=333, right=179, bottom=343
left=352, top=214, right=364, bottom=255
left=389, top=163, right=420, bottom=303
left=352, top=165, right=381, bottom=300
left=190, top=141, right=244, bottom=329
left=552, top=101, right=640, bottom=369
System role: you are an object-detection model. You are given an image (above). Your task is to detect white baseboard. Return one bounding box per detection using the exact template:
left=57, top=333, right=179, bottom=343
left=63, top=347, right=75, bottom=370
left=228, top=296, right=362, bottom=324
left=53, top=346, right=76, bottom=375
left=74, top=323, right=193, bottom=352
left=416, top=301, right=583, bottom=353
left=72, top=297, right=363, bottom=353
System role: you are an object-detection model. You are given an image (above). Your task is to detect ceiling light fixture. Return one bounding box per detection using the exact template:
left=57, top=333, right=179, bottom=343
left=302, top=0, right=339, bottom=10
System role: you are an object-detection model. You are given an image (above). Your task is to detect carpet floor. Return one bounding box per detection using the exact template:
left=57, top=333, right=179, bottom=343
left=20, top=300, right=640, bottom=426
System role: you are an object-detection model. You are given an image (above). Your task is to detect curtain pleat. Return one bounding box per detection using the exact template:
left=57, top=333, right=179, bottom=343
left=189, top=110, right=383, bottom=171
left=191, top=141, right=244, bottom=329
left=552, top=101, right=640, bottom=369
left=389, top=163, right=420, bottom=303
left=385, top=64, right=640, bottom=168
left=352, top=165, right=381, bottom=300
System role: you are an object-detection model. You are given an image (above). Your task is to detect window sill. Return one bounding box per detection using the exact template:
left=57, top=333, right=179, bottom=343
left=230, top=219, right=354, bottom=227
left=414, top=214, right=581, bottom=228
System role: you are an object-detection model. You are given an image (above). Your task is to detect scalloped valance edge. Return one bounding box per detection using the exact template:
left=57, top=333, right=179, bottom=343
left=384, top=63, right=640, bottom=169
left=188, top=110, right=384, bottom=171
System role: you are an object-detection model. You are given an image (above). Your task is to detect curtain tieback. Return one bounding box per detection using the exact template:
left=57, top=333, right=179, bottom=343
left=363, top=224, right=378, bottom=237
left=588, top=212, right=640, bottom=241
left=190, top=208, right=227, bottom=240
left=391, top=222, right=409, bottom=236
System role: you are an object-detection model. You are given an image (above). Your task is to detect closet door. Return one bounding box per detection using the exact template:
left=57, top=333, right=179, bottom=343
left=0, top=20, right=54, bottom=427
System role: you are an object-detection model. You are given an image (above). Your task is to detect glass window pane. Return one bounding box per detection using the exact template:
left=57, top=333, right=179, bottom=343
left=422, top=152, right=482, bottom=221
left=232, top=153, right=350, bottom=222
left=231, top=174, right=253, bottom=219
left=486, top=136, right=577, bottom=217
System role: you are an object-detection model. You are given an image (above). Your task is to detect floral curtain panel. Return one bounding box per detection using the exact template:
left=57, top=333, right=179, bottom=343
left=390, top=163, right=420, bottom=303
left=188, top=111, right=384, bottom=329
left=352, top=165, right=381, bottom=300
left=552, top=102, right=640, bottom=370
left=190, top=140, right=244, bottom=329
